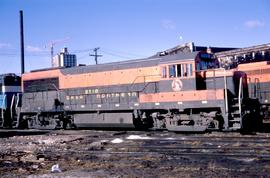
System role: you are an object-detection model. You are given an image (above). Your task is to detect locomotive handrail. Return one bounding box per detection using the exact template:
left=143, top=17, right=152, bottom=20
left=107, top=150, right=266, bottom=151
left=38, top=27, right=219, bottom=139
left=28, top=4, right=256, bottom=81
left=10, top=94, right=15, bottom=121
left=129, top=74, right=160, bottom=92
left=15, top=93, right=21, bottom=109
left=223, top=68, right=228, bottom=114
left=50, top=83, right=60, bottom=100
left=202, top=68, right=228, bottom=113
left=238, top=77, right=243, bottom=121
left=49, top=83, right=67, bottom=111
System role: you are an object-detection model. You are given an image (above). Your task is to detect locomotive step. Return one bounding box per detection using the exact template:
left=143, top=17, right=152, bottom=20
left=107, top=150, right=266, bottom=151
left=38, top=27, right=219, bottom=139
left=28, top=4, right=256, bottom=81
left=232, top=123, right=241, bottom=128
left=229, top=127, right=241, bottom=131
left=229, top=118, right=241, bottom=122
left=166, top=125, right=207, bottom=132
left=231, top=104, right=240, bottom=108
left=232, top=111, right=240, bottom=115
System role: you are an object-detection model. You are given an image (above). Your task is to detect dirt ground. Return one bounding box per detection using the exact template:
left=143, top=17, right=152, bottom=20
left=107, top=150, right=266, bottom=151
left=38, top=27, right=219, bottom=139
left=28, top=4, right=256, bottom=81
left=1, top=130, right=270, bottom=178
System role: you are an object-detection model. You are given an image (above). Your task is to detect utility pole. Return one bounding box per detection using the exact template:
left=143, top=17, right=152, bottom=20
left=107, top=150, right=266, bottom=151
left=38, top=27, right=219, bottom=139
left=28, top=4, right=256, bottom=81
left=50, top=44, right=54, bottom=65
left=19, top=10, right=25, bottom=74
left=90, top=47, right=102, bottom=64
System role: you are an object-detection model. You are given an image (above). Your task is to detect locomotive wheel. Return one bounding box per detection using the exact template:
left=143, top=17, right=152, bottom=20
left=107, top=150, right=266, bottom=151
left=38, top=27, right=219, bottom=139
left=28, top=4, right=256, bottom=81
left=27, top=115, right=57, bottom=130
left=241, top=113, right=260, bottom=132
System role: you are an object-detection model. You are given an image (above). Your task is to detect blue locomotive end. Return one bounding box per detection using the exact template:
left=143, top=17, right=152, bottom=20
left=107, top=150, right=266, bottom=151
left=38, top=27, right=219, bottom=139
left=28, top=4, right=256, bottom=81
left=0, top=94, right=7, bottom=109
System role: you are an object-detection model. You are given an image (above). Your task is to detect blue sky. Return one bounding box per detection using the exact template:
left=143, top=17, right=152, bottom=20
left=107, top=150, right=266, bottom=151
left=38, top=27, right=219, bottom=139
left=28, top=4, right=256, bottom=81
left=0, top=0, right=269, bottom=74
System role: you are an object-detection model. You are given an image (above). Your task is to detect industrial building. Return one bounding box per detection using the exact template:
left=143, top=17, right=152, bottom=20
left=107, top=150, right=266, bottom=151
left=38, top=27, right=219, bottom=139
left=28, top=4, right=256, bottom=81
left=52, top=47, right=77, bottom=68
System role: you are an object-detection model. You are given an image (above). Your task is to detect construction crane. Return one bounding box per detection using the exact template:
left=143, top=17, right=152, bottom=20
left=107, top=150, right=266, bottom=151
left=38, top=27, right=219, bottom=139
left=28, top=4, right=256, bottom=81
left=46, top=37, right=70, bottom=66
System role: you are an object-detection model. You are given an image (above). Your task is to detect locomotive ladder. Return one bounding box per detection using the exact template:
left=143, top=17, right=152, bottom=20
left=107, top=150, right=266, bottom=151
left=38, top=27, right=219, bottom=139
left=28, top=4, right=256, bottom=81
left=229, top=77, right=243, bottom=130
left=10, top=94, right=21, bottom=128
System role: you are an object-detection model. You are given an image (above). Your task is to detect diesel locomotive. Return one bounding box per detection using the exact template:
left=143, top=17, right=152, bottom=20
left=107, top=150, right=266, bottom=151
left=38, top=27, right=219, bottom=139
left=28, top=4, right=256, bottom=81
left=14, top=48, right=268, bottom=132
left=5, top=12, right=266, bottom=132
left=0, top=73, right=21, bottom=128
left=1, top=43, right=269, bottom=132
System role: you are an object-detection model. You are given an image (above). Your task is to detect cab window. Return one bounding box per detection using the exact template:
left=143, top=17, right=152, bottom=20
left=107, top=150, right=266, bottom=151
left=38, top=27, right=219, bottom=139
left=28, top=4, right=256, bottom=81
left=197, top=53, right=219, bottom=70
left=177, top=64, right=182, bottom=77
left=169, top=65, right=176, bottom=78
left=186, top=63, right=193, bottom=77
left=162, top=66, right=167, bottom=78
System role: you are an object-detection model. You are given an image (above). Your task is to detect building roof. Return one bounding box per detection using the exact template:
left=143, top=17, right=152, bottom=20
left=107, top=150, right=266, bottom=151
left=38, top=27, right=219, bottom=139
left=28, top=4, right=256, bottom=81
left=151, top=42, right=236, bottom=58
left=215, top=43, right=270, bottom=57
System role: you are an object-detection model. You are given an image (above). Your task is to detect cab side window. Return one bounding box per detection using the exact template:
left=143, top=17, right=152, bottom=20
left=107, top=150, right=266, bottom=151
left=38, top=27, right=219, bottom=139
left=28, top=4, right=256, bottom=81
left=186, top=63, right=193, bottom=77
left=169, top=65, right=176, bottom=78
left=177, top=64, right=182, bottom=77
left=162, top=66, right=167, bottom=78
left=163, top=63, right=193, bottom=78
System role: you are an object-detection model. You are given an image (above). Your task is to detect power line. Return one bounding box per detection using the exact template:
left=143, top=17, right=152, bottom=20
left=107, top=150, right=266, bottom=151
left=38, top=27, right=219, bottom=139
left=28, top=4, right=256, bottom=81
left=100, top=50, right=134, bottom=60
left=0, top=53, right=50, bottom=57
left=77, top=54, right=90, bottom=60
left=101, top=47, right=147, bottom=58
left=0, top=47, right=148, bottom=63
left=70, top=48, right=95, bottom=53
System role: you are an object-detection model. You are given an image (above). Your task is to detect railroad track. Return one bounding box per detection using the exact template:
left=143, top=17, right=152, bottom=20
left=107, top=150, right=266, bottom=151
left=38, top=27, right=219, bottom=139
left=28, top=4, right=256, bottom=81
left=32, top=132, right=270, bottom=162
left=2, top=130, right=270, bottom=159
left=2, top=131, right=270, bottom=177
left=0, top=129, right=51, bottom=138
left=45, top=148, right=270, bottom=159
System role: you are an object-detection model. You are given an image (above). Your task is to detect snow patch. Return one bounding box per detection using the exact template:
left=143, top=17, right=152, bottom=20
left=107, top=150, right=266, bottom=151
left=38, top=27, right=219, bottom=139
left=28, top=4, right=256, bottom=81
left=51, top=164, right=61, bottom=173
left=242, top=158, right=256, bottom=163
left=38, top=139, right=56, bottom=145
left=126, top=135, right=152, bottom=140
left=111, top=138, right=123, bottom=144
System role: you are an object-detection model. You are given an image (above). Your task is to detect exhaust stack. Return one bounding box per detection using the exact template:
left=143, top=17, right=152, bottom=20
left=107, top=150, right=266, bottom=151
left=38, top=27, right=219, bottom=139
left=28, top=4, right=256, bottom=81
left=20, top=10, right=25, bottom=74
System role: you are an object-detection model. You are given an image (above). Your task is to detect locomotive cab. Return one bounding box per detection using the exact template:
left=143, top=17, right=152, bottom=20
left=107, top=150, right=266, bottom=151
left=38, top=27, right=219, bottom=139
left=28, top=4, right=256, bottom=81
left=195, top=52, right=219, bottom=90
